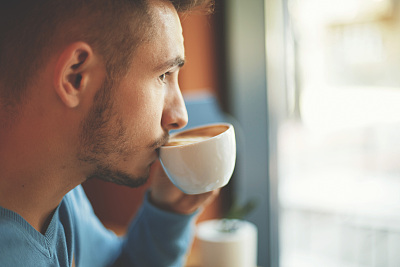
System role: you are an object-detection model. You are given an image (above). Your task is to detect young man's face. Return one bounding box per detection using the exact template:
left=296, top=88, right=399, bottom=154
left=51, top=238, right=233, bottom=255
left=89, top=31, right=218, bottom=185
left=79, top=0, right=188, bottom=187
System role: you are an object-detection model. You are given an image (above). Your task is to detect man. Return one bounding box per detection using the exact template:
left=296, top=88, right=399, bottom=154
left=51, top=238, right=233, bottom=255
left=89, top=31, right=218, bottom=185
left=0, top=0, right=217, bottom=266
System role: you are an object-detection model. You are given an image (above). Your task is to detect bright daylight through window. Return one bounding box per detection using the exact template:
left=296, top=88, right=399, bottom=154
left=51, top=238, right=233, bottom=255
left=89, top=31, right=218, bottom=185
left=278, top=0, right=400, bottom=266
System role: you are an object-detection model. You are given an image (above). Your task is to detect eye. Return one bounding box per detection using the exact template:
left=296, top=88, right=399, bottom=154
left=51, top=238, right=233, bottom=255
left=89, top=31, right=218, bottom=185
left=159, top=73, right=167, bottom=83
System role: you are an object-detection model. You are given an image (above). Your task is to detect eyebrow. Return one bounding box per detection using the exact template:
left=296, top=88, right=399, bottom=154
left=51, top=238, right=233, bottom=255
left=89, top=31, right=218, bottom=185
left=155, top=56, right=185, bottom=72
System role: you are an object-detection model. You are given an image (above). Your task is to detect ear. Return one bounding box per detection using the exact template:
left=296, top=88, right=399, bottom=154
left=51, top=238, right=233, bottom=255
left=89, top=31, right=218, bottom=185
left=53, top=42, right=97, bottom=108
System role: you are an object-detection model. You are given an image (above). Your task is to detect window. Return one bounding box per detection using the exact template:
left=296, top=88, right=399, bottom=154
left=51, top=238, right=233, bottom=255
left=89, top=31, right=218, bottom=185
left=279, top=0, right=400, bottom=266
left=225, top=0, right=400, bottom=266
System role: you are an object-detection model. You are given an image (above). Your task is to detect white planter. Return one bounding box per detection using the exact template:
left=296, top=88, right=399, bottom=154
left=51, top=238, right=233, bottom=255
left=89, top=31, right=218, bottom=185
left=196, top=219, right=258, bottom=267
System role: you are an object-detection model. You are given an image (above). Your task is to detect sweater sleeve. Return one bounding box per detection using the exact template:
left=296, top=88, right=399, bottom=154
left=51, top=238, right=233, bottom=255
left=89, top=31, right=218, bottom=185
left=116, top=192, right=198, bottom=267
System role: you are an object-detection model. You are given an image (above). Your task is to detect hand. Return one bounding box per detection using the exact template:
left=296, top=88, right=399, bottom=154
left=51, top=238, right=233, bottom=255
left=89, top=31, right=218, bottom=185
left=149, top=160, right=220, bottom=214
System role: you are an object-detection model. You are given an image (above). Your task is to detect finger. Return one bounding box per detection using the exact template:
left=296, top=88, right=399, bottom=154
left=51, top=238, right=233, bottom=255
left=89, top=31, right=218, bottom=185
left=150, top=160, right=174, bottom=188
left=174, top=188, right=221, bottom=214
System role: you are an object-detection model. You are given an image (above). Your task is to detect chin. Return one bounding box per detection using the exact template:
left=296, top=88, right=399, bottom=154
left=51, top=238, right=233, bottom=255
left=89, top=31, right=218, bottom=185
left=89, top=164, right=150, bottom=188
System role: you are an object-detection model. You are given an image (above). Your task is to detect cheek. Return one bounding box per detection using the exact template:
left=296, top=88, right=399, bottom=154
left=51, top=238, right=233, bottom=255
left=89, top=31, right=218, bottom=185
left=123, top=87, right=165, bottom=138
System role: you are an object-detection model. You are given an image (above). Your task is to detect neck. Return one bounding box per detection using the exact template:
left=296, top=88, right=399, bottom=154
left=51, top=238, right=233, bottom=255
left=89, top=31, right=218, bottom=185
left=0, top=153, right=81, bottom=233
left=0, top=114, right=84, bottom=234
left=0, top=168, right=66, bottom=234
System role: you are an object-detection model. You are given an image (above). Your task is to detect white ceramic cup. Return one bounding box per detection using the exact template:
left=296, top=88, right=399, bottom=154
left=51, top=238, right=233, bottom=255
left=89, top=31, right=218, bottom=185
left=159, top=123, right=236, bottom=195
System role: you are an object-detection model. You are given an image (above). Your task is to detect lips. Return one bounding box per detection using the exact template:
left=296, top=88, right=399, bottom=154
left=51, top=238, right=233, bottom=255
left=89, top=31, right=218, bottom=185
left=152, top=131, right=170, bottom=148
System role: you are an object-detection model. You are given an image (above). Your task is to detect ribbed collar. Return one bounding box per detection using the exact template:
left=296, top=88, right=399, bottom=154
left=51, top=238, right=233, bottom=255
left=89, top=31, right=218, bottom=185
left=0, top=203, right=61, bottom=258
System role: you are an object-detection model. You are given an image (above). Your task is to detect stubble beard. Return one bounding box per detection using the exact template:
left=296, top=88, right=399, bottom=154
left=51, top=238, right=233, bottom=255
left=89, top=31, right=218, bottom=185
left=77, top=78, right=160, bottom=188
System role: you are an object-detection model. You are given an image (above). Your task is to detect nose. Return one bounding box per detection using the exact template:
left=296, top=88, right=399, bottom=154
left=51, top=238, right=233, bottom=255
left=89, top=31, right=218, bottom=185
left=161, top=84, right=188, bottom=131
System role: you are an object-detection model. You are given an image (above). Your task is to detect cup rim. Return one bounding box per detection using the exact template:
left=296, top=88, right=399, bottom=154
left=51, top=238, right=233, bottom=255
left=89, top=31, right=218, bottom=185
left=161, top=122, right=233, bottom=149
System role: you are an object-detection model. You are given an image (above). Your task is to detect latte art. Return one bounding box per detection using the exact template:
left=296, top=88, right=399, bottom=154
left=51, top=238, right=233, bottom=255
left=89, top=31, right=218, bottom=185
left=164, top=136, right=210, bottom=146
left=164, top=125, right=228, bottom=146
left=163, top=125, right=228, bottom=147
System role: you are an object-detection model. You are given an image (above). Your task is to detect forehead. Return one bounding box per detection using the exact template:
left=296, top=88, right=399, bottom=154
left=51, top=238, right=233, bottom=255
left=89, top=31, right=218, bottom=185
left=131, top=0, right=184, bottom=69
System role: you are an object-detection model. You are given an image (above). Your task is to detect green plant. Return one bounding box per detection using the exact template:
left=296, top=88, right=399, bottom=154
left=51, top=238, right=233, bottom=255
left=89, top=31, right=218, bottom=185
left=224, top=198, right=258, bottom=220
left=217, top=198, right=258, bottom=233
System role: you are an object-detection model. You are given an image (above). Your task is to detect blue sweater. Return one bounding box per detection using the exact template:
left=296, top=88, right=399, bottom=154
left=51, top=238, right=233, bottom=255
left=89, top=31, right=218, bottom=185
left=0, top=185, right=196, bottom=266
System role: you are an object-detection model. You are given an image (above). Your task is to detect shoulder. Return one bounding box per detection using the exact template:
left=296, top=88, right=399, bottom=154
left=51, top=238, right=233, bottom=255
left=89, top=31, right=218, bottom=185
left=0, top=211, right=22, bottom=242
left=64, top=185, right=89, bottom=203
left=60, top=185, right=94, bottom=221
left=62, top=185, right=94, bottom=214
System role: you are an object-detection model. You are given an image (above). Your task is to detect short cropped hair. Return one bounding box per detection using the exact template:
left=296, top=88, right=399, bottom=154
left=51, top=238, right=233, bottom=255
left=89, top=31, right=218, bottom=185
left=0, top=0, right=213, bottom=108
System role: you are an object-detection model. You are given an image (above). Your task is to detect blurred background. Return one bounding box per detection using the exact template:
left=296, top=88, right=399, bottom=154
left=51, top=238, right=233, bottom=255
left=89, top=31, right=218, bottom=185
left=277, top=0, right=400, bottom=266
left=83, top=0, right=400, bottom=266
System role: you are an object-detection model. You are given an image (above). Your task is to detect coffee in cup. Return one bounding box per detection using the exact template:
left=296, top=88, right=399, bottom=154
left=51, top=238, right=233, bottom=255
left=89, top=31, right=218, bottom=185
left=164, top=125, right=228, bottom=147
